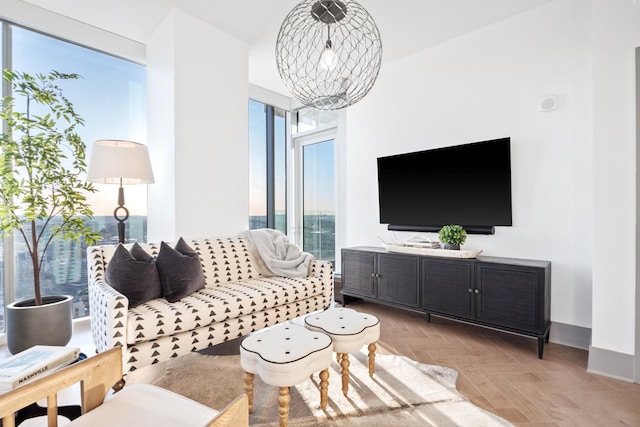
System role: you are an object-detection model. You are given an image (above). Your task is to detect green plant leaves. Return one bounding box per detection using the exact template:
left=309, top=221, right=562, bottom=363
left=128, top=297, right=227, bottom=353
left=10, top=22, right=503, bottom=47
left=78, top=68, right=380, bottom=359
left=438, top=225, right=467, bottom=246
left=0, top=69, right=99, bottom=305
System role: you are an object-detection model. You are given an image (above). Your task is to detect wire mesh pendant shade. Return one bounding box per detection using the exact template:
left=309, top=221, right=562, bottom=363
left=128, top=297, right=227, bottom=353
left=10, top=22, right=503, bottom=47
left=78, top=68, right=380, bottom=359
left=276, top=0, right=382, bottom=110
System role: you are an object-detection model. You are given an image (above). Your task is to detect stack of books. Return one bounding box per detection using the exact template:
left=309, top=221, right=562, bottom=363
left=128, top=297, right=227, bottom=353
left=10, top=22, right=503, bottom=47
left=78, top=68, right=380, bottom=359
left=403, top=238, right=441, bottom=249
left=0, top=345, right=81, bottom=391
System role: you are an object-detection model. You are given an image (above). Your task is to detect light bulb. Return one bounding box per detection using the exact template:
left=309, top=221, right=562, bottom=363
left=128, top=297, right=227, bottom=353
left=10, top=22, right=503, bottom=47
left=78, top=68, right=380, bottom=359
left=320, top=40, right=337, bottom=70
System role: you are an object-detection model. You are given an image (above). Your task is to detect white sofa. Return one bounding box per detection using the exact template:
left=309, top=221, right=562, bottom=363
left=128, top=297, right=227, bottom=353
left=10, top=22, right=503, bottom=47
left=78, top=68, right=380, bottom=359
left=87, top=237, right=333, bottom=373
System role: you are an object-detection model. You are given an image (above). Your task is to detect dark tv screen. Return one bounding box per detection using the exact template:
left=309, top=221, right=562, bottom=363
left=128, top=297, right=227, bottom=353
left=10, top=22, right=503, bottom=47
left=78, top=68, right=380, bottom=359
left=377, top=137, right=512, bottom=228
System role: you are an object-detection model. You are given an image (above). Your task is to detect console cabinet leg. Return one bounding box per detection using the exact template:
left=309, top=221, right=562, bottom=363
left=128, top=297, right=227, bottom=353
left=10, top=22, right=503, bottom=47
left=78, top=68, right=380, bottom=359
left=342, top=294, right=361, bottom=306
left=537, top=336, right=545, bottom=359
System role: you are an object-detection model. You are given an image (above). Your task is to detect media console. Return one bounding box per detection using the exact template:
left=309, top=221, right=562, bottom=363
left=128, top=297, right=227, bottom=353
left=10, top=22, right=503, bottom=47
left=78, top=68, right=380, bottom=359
left=340, top=247, right=551, bottom=358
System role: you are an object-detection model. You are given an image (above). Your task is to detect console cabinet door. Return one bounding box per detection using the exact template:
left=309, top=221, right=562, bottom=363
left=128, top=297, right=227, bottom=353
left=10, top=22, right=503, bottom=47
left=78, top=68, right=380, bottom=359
left=475, top=262, right=545, bottom=334
left=341, top=250, right=376, bottom=298
left=377, top=253, right=420, bottom=308
left=421, top=258, right=474, bottom=319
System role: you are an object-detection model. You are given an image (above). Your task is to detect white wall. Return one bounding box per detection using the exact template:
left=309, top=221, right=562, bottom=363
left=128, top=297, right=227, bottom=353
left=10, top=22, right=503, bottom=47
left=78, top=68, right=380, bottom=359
left=146, top=12, right=177, bottom=240
left=343, top=0, right=594, bottom=330
left=343, top=0, right=640, bottom=374
left=0, top=0, right=145, bottom=63
left=146, top=9, right=249, bottom=242
left=590, top=0, right=640, bottom=357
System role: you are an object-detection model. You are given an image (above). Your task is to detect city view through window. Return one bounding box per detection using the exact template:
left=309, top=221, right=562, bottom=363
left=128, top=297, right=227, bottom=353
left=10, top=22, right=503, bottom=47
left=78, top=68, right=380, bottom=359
left=249, top=102, right=336, bottom=265
left=0, top=23, right=147, bottom=331
left=302, top=139, right=335, bottom=264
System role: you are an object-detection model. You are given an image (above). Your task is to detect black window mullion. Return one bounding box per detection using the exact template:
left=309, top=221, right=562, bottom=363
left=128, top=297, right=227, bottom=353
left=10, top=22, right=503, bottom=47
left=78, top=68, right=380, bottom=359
left=265, top=105, right=275, bottom=229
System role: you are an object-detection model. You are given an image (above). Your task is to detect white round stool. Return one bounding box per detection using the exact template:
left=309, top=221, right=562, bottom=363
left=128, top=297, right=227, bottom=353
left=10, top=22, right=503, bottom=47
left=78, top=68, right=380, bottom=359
left=304, top=307, right=380, bottom=395
left=240, top=323, right=333, bottom=427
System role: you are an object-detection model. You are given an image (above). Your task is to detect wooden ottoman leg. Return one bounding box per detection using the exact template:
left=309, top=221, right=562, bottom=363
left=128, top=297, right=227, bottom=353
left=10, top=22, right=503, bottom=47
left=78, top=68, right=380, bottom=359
left=340, top=353, right=350, bottom=395
left=278, top=387, right=291, bottom=427
left=368, top=342, right=377, bottom=377
left=336, top=353, right=341, bottom=364
left=243, top=372, right=254, bottom=413
left=319, top=369, right=330, bottom=410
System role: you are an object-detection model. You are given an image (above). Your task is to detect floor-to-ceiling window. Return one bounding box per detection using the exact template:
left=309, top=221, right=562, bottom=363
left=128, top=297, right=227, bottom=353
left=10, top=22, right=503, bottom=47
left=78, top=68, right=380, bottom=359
left=0, top=21, right=147, bottom=327
left=248, top=101, right=338, bottom=265
left=302, top=140, right=335, bottom=263
left=293, top=108, right=337, bottom=265
left=248, top=99, right=287, bottom=233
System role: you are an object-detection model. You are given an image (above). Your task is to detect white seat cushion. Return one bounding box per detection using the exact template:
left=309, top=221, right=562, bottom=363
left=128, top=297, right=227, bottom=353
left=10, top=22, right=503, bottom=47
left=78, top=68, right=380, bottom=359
left=240, top=324, right=332, bottom=387
left=304, top=308, right=380, bottom=353
left=67, top=384, right=218, bottom=427
left=126, top=276, right=328, bottom=344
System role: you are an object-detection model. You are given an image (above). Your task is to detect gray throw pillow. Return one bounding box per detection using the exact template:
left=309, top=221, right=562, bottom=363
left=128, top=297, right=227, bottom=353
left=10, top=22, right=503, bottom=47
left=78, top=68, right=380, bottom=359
left=131, top=242, right=155, bottom=263
left=157, top=238, right=206, bottom=303
left=106, top=243, right=162, bottom=308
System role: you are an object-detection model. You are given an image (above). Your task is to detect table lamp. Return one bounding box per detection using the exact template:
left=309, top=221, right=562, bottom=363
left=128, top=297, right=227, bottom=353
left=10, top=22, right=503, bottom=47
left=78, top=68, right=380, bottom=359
left=87, top=140, right=154, bottom=244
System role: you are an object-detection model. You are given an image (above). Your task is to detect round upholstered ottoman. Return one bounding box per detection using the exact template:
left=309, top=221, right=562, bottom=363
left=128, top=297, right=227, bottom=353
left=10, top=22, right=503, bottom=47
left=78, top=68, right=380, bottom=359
left=304, top=307, right=380, bottom=395
left=240, top=323, right=333, bottom=427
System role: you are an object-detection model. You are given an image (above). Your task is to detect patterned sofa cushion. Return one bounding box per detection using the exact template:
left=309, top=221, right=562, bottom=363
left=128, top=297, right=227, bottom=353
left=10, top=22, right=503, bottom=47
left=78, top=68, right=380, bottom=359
left=192, top=238, right=257, bottom=285
left=125, top=275, right=328, bottom=345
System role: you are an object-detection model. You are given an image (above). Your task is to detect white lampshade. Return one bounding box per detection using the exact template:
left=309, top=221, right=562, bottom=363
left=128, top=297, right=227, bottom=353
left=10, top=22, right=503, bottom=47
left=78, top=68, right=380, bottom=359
left=87, top=140, right=154, bottom=185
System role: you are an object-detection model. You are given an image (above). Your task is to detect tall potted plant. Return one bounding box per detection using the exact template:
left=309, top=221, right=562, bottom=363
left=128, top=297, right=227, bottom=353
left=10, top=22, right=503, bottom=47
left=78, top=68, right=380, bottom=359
left=0, top=69, right=101, bottom=354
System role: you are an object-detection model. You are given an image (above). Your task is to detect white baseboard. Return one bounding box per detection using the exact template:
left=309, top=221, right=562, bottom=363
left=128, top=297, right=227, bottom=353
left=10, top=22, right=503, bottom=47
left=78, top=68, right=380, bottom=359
left=549, top=321, right=591, bottom=350
left=587, top=346, right=635, bottom=382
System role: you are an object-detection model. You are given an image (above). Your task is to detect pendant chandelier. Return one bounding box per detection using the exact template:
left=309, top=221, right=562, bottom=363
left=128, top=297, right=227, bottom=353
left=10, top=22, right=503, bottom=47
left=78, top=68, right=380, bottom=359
left=276, top=0, right=382, bottom=110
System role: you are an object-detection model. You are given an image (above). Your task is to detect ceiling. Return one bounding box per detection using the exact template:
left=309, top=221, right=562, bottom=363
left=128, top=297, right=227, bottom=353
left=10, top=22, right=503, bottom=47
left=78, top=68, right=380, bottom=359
left=21, top=0, right=551, bottom=96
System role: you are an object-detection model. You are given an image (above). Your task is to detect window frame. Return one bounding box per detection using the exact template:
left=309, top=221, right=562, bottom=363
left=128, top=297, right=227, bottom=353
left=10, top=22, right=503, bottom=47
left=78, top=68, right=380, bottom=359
left=292, top=127, right=337, bottom=258
left=0, top=19, right=147, bottom=332
left=248, top=98, right=288, bottom=234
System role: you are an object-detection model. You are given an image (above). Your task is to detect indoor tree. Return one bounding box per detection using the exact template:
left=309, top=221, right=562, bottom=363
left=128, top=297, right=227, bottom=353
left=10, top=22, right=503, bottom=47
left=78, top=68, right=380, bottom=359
left=0, top=69, right=101, bottom=306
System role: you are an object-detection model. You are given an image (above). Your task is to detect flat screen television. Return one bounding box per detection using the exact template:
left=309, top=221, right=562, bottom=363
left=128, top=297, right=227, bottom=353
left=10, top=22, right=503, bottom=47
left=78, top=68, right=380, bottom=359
left=377, top=137, right=512, bottom=234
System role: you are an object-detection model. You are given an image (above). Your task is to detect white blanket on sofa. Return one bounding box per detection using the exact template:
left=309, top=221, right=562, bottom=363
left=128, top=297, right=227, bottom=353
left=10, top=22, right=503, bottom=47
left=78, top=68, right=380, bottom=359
left=239, top=229, right=315, bottom=278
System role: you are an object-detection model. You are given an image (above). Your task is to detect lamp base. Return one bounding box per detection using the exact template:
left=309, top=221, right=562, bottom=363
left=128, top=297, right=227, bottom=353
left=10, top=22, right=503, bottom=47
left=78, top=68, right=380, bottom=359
left=114, top=186, right=130, bottom=244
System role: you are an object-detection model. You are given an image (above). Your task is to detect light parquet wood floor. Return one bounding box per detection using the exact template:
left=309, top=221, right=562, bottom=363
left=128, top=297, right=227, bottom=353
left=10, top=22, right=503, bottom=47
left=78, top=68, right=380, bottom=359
left=345, top=300, right=640, bottom=427
left=1, top=304, right=637, bottom=426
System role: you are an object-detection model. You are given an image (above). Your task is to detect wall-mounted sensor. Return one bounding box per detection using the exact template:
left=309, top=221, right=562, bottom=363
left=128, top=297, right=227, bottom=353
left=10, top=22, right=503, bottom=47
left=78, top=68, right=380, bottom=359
left=539, top=95, right=557, bottom=112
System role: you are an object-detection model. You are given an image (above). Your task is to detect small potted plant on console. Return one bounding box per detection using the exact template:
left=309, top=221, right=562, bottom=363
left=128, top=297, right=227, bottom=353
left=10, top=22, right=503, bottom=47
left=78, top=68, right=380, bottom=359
left=438, top=225, right=467, bottom=250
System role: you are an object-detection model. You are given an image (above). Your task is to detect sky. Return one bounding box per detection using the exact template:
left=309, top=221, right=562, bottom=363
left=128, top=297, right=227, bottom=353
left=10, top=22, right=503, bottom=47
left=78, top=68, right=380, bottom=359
left=10, top=26, right=148, bottom=216
left=249, top=100, right=335, bottom=216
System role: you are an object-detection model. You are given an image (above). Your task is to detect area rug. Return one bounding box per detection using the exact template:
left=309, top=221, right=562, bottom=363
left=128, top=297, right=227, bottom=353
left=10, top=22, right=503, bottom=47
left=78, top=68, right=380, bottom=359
left=128, top=350, right=513, bottom=426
